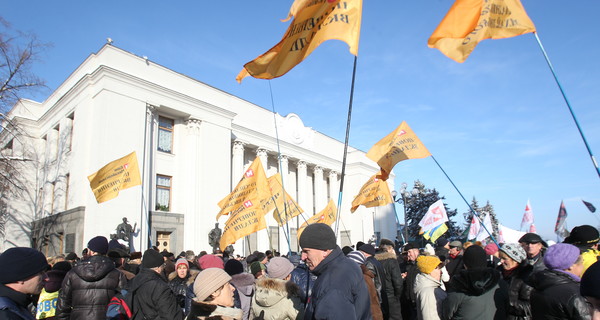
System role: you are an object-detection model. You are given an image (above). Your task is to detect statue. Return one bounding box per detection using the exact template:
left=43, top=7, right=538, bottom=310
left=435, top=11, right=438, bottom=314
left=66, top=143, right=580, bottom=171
left=116, top=217, right=135, bottom=242
left=208, top=222, right=222, bottom=251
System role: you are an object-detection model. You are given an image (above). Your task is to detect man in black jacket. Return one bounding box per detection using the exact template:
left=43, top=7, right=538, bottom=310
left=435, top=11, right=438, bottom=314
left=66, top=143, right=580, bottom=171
left=375, top=239, right=403, bottom=320
left=128, top=249, right=182, bottom=319
left=359, top=243, right=389, bottom=320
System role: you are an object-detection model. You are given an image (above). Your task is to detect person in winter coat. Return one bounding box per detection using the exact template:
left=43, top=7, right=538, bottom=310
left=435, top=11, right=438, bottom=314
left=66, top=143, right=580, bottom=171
left=564, top=225, right=600, bottom=274
left=377, top=239, right=404, bottom=320
left=530, top=243, right=591, bottom=320
left=299, top=224, right=371, bottom=320
left=442, top=245, right=509, bottom=320
left=498, top=243, right=534, bottom=320
left=347, top=251, right=384, bottom=320
left=129, top=249, right=183, bottom=319
left=289, top=260, right=316, bottom=308
left=580, top=260, right=600, bottom=319
left=414, top=255, right=446, bottom=320
left=56, top=236, right=127, bottom=320
left=36, top=265, right=70, bottom=320
left=360, top=243, right=389, bottom=320
left=518, top=233, right=547, bottom=275
left=169, top=258, right=199, bottom=316
left=187, top=268, right=243, bottom=320
left=251, top=257, right=304, bottom=320
left=400, top=242, right=420, bottom=320
left=224, top=259, right=254, bottom=320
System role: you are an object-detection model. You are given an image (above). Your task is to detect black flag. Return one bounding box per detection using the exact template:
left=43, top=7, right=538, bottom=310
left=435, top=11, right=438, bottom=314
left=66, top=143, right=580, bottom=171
left=582, top=200, right=597, bottom=213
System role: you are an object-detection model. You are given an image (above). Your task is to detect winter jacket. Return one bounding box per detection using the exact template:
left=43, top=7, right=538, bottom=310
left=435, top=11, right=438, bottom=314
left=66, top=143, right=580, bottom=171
left=289, top=263, right=316, bottom=306
left=168, top=269, right=199, bottom=314
left=525, top=252, right=546, bottom=275
left=359, top=265, right=383, bottom=320
left=251, top=277, right=303, bottom=320
left=129, top=267, right=183, bottom=320
left=444, top=254, right=464, bottom=280
left=56, top=255, right=126, bottom=320
left=376, top=251, right=403, bottom=320
left=229, top=273, right=255, bottom=320
left=529, top=269, right=592, bottom=320
left=414, top=273, right=447, bottom=320
left=186, top=301, right=242, bottom=320
left=500, top=264, right=534, bottom=320
left=0, top=284, right=35, bottom=320
left=303, top=246, right=371, bottom=320
left=364, top=256, right=388, bottom=319
left=435, top=247, right=449, bottom=262
left=442, top=268, right=509, bottom=320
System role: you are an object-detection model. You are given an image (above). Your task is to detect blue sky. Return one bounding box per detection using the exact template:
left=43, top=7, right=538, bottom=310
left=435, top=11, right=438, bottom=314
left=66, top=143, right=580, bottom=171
left=4, top=1, right=600, bottom=240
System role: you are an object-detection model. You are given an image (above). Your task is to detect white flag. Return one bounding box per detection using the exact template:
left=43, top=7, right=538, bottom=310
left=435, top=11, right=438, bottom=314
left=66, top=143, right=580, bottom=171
left=418, top=200, right=449, bottom=233
left=476, top=213, right=494, bottom=242
left=467, top=215, right=480, bottom=240
left=520, top=200, right=534, bottom=231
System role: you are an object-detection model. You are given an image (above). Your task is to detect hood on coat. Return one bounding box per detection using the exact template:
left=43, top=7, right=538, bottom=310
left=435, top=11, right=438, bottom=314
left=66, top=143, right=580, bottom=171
left=448, top=268, right=500, bottom=296
left=415, top=273, right=442, bottom=290
left=375, top=251, right=396, bottom=261
left=168, top=268, right=199, bottom=285
left=230, top=272, right=255, bottom=296
left=254, top=278, right=300, bottom=308
left=73, top=255, right=116, bottom=282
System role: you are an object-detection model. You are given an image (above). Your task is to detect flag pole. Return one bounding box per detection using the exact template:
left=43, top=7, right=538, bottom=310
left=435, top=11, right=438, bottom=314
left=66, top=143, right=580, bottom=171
left=533, top=32, right=600, bottom=179
left=430, top=155, right=498, bottom=246
left=334, top=55, right=359, bottom=237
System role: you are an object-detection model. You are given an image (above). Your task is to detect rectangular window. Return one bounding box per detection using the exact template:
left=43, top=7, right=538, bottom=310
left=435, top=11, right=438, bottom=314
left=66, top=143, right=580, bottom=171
left=67, top=112, right=74, bottom=151
left=340, top=230, right=352, bottom=248
left=157, top=116, right=174, bottom=153
left=290, top=228, right=298, bottom=253
left=156, top=175, right=171, bottom=211
left=269, top=226, right=280, bottom=252
left=64, top=174, right=70, bottom=210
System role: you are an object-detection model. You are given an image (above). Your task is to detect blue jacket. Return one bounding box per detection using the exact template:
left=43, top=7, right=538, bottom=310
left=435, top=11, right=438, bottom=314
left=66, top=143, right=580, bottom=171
left=290, top=262, right=316, bottom=305
left=303, top=246, right=372, bottom=320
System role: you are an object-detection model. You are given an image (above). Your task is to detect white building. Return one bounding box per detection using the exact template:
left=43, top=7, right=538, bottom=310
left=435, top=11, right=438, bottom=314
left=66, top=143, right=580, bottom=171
left=0, top=44, right=397, bottom=256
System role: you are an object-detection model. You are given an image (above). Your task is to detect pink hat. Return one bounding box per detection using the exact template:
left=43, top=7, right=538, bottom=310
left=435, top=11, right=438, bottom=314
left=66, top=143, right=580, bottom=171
left=484, top=243, right=499, bottom=255
left=198, top=254, right=224, bottom=270
left=176, top=258, right=189, bottom=269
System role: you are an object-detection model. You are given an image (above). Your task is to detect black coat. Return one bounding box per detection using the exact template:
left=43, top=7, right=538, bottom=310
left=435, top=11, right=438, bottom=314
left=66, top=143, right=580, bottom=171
left=530, top=269, right=591, bottom=320
left=0, top=284, right=35, bottom=320
left=500, top=264, right=534, bottom=320
left=56, top=255, right=126, bottom=320
left=365, top=256, right=389, bottom=320
left=375, top=251, right=403, bottom=320
left=129, top=268, right=183, bottom=320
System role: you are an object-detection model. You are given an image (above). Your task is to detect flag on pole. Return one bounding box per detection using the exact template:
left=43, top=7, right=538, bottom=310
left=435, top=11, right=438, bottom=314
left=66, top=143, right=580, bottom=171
left=428, top=0, right=536, bottom=63
left=555, top=200, right=569, bottom=238
left=582, top=200, right=597, bottom=213
left=263, top=173, right=304, bottom=226
left=217, top=157, right=270, bottom=220
left=236, top=0, right=363, bottom=82
left=366, top=121, right=431, bottom=179
left=350, top=172, right=393, bottom=213
left=297, top=199, right=337, bottom=239
left=529, top=223, right=536, bottom=233
left=88, top=151, right=142, bottom=204
left=520, top=200, right=534, bottom=231
left=476, top=213, right=493, bottom=242
left=418, top=200, right=449, bottom=233
left=423, top=223, right=448, bottom=243
left=467, top=215, right=480, bottom=240
left=219, top=195, right=268, bottom=251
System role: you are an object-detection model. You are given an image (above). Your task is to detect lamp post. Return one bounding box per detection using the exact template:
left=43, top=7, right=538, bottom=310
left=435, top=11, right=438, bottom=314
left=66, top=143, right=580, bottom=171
left=392, top=182, right=419, bottom=244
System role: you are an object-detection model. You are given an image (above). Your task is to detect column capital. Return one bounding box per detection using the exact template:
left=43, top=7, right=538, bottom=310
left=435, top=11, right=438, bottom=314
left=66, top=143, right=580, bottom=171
left=313, top=166, right=324, bottom=174
left=255, top=147, right=269, bottom=157
left=328, top=170, right=339, bottom=178
left=297, top=160, right=307, bottom=169
left=233, top=140, right=246, bottom=152
left=185, top=118, right=202, bottom=134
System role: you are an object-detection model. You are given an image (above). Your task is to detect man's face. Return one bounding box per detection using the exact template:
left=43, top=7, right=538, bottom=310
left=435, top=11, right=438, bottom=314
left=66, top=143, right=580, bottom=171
left=407, top=248, right=420, bottom=262
left=301, top=248, right=330, bottom=270
left=22, top=272, right=46, bottom=295
left=520, top=242, right=543, bottom=258
left=449, top=247, right=460, bottom=256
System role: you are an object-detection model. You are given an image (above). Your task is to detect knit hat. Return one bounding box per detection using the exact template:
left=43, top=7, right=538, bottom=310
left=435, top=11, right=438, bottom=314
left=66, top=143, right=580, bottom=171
left=544, top=243, right=581, bottom=271
left=435, top=238, right=449, bottom=247
left=484, top=243, right=499, bottom=255
left=87, top=236, right=109, bottom=255
left=417, top=255, right=442, bottom=274
left=175, top=258, right=189, bottom=269
left=359, top=244, right=376, bottom=256
left=266, top=257, right=294, bottom=280
left=449, top=241, right=463, bottom=249
left=0, top=247, right=49, bottom=284
left=463, top=245, right=487, bottom=269
left=347, top=251, right=366, bottom=265
left=500, top=243, right=526, bottom=263
left=581, top=260, right=600, bottom=298
left=250, top=261, right=266, bottom=276
left=299, top=223, right=336, bottom=250
left=193, top=268, right=232, bottom=302
left=198, top=254, right=224, bottom=270
left=141, top=249, right=164, bottom=268
left=564, top=225, right=600, bottom=245
left=224, top=259, right=244, bottom=276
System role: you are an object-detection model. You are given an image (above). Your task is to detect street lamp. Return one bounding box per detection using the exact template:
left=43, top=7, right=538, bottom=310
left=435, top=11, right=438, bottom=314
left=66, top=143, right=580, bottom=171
left=392, top=182, right=418, bottom=244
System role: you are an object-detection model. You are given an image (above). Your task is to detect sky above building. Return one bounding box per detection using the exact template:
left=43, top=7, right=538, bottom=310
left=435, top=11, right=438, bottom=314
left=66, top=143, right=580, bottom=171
left=4, top=1, right=600, bottom=241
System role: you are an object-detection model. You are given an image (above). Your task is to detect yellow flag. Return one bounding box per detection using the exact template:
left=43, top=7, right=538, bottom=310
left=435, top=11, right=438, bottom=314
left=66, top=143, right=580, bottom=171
left=366, top=122, right=431, bottom=179
left=263, top=174, right=304, bottom=226
left=428, top=0, right=536, bottom=63
left=219, top=194, right=268, bottom=251
left=217, top=157, right=270, bottom=220
left=350, top=172, right=393, bottom=213
left=236, top=0, right=362, bottom=82
left=88, top=151, right=141, bottom=204
left=423, top=223, right=449, bottom=243
left=297, top=199, right=337, bottom=239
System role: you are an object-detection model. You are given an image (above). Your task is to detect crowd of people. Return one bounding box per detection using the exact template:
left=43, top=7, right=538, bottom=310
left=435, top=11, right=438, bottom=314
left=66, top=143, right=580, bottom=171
left=1, top=223, right=600, bottom=319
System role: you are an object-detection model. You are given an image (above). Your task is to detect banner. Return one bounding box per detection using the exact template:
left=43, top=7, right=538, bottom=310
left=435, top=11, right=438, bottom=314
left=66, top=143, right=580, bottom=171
left=583, top=200, right=597, bottom=213
left=423, top=223, right=448, bottom=243
left=88, top=151, right=141, bottom=204
left=418, top=199, right=449, bottom=233
left=555, top=201, right=569, bottom=238
left=467, top=215, right=480, bottom=240
left=263, top=173, right=304, bottom=226
left=520, top=200, right=534, bottom=231
left=428, top=0, right=536, bottom=62
left=236, top=0, right=362, bottom=82
left=498, top=224, right=525, bottom=243
left=366, top=121, right=431, bottom=179
left=297, top=199, right=337, bottom=239
left=476, top=213, right=493, bottom=242
left=350, top=172, right=392, bottom=213
left=216, top=157, right=270, bottom=220
left=219, top=195, right=268, bottom=251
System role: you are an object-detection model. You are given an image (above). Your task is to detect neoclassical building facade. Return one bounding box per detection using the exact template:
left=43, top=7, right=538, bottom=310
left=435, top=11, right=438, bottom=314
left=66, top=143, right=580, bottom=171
left=0, top=44, right=397, bottom=256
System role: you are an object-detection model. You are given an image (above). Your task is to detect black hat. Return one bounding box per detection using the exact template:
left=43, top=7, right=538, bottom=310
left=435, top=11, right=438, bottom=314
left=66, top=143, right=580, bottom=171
left=564, top=225, right=600, bottom=246
left=379, top=238, right=395, bottom=247
left=87, top=236, right=109, bottom=255
left=0, top=247, right=49, bottom=284
left=463, top=245, right=487, bottom=269
left=65, top=252, right=78, bottom=261
left=142, top=249, right=164, bottom=268
left=342, top=246, right=353, bottom=255
left=359, top=244, right=376, bottom=256
left=299, top=224, right=336, bottom=250
left=224, top=259, right=244, bottom=276
left=435, top=238, right=449, bottom=247
left=52, top=261, right=72, bottom=272
left=403, top=242, right=420, bottom=252
left=581, top=261, right=600, bottom=298
left=255, top=252, right=266, bottom=262
left=108, top=248, right=130, bottom=258
left=518, top=233, right=548, bottom=247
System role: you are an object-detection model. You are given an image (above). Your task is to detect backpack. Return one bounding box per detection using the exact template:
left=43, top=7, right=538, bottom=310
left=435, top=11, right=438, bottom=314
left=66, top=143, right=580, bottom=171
left=107, top=289, right=134, bottom=320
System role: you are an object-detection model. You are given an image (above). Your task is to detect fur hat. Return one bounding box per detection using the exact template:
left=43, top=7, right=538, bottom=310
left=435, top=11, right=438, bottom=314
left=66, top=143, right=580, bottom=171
left=141, top=249, right=164, bottom=269
left=417, top=255, right=441, bottom=274
left=129, top=251, right=142, bottom=260
left=544, top=243, right=581, bottom=271
left=193, top=268, right=232, bottom=302
left=379, top=238, right=395, bottom=248
left=299, top=224, right=336, bottom=250
left=0, top=247, right=49, bottom=284
left=500, top=243, right=526, bottom=263
left=266, top=257, right=294, bottom=280
left=87, top=236, right=109, bottom=255
left=463, top=245, right=487, bottom=269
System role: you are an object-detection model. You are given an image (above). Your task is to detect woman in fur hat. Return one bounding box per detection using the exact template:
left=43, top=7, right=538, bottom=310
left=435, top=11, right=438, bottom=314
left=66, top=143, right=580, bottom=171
left=169, top=258, right=199, bottom=316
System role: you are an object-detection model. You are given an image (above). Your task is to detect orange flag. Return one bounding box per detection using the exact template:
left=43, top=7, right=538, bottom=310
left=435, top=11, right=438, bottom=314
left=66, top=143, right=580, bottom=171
left=366, top=122, right=431, bottom=179
left=88, top=151, right=141, bottom=203
left=236, top=0, right=362, bottom=82
left=219, top=194, right=268, bottom=251
left=262, top=173, right=304, bottom=226
left=350, top=172, right=393, bottom=213
left=216, top=157, right=270, bottom=220
left=428, top=0, right=536, bottom=63
left=297, top=199, right=337, bottom=239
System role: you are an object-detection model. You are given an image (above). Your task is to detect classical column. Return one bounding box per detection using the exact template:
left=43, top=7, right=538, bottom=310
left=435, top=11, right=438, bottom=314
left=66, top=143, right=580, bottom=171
left=255, top=148, right=270, bottom=252
left=184, top=118, right=202, bottom=251
left=313, top=166, right=325, bottom=211
left=328, top=170, right=339, bottom=202
left=256, top=148, right=268, bottom=171
left=296, top=161, right=308, bottom=214
left=279, top=155, right=289, bottom=188
left=231, top=141, right=245, bottom=187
